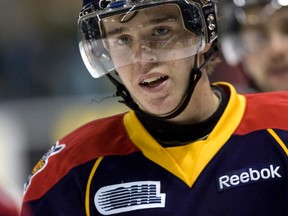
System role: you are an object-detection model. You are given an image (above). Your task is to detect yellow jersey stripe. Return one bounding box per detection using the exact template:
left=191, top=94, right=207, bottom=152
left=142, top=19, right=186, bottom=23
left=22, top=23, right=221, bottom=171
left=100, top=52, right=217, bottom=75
left=267, top=129, right=288, bottom=156
left=85, top=157, right=103, bottom=216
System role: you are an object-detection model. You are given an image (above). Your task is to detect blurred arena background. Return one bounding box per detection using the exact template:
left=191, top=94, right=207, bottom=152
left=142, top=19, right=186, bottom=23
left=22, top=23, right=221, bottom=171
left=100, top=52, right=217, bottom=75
left=0, top=0, right=247, bottom=210
left=0, top=0, right=130, bottom=209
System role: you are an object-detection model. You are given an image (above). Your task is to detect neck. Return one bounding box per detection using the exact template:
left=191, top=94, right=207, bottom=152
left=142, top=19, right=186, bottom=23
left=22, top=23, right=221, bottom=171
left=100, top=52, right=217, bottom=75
left=135, top=84, right=228, bottom=147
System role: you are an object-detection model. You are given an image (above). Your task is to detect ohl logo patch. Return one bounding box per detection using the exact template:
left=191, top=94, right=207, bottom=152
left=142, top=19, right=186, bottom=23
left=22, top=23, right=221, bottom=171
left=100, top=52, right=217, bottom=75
left=23, top=141, right=66, bottom=194
left=95, top=181, right=166, bottom=215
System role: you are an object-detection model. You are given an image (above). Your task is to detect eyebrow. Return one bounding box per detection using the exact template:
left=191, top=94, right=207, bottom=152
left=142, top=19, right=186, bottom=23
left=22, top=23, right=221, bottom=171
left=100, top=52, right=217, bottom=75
left=106, top=28, right=125, bottom=37
left=105, top=15, right=177, bottom=37
left=148, top=16, right=176, bottom=24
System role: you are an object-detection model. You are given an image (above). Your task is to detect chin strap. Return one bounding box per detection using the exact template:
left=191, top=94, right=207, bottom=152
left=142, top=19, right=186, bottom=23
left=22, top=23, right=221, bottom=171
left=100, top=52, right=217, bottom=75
left=107, top=44, right=218, bottom=120
left=106, top=73, right=139, bottom=110
left=156, top=55, right=202, bottom=119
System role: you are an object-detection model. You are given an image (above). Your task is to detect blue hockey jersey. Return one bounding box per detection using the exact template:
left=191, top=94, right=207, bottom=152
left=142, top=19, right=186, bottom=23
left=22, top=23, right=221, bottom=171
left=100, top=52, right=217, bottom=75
left=21, top=83, right=288, bottom=216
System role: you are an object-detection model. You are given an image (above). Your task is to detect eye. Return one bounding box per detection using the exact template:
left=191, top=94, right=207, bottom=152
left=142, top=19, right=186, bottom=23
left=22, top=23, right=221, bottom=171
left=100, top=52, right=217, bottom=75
left=280, top=24, right=288, bottom=36
left=152, top=26, right=170, bottom=36
left=116, top=35, right=132, bottom=46
left=241, top=30, right=268, bottom=53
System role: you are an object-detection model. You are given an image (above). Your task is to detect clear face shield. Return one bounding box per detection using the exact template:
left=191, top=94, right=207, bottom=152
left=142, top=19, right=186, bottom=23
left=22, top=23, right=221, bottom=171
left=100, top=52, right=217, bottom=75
left=78, top=0, right=212, bottom=78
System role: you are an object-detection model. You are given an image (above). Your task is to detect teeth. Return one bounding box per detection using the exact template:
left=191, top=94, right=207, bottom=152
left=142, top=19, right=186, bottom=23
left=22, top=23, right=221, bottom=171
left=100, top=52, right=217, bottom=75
left=141, top=76, right=165, bottom=84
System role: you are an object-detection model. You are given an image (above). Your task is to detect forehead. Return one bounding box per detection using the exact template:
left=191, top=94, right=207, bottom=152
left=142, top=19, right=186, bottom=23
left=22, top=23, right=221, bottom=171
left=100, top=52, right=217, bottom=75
left=102, top=4, right=181, bottom=31
left=243, top=6, right=288, bottom=26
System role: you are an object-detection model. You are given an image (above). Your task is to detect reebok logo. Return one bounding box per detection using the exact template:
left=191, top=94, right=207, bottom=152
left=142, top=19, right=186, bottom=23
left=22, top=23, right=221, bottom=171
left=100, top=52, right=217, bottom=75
left=218, top=164, right=282, bottom=191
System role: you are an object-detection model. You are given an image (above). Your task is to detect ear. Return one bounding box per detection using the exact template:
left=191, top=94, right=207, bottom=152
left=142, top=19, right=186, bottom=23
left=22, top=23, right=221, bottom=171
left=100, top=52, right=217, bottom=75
left=197, top=44, right=211, bottom=66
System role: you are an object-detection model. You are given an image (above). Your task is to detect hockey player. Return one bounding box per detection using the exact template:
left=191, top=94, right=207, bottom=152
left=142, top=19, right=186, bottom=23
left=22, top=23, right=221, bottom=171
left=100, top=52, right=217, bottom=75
left=219, top=0, right=288, bottom=92
left=21, top=0, right=288, bottom=215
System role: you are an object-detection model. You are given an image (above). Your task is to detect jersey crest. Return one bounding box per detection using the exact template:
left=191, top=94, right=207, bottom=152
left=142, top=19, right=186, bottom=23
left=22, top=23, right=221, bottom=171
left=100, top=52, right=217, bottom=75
left=23, top=141, right=66, bottom=194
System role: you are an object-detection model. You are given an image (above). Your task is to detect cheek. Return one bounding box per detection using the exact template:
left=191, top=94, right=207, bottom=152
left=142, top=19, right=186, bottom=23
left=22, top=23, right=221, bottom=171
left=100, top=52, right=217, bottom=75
left=116, top=68, right=132, bottom=88
left=116, top=65, right=139, bottom=95
left=170, top=57, right=193, bottom=69
left=246, top=50, right=269, bottom=67
left=243, top=56, right=265, bottom=79
left=244, top=53, right=263, bottom=67
left=175, top=58, right=194, bottom=78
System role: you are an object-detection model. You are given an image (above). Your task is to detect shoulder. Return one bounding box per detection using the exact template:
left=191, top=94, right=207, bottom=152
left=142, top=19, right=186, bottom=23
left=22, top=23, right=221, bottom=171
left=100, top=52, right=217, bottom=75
left=245, top=91, right=288, bottom=106
left=60, top=112, right=135, bottom=153
left=244, top=91, right=288, bottom=118
left=23, top=112, right=139, bottom=202
left=236, top=91, right=288, bottom=134
left=59, top=112, right=139, bottom=160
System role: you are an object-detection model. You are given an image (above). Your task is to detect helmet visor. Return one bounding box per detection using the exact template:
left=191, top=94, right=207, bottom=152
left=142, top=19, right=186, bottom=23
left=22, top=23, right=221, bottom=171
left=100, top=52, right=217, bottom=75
left=78, top=2, right=205, bottom=78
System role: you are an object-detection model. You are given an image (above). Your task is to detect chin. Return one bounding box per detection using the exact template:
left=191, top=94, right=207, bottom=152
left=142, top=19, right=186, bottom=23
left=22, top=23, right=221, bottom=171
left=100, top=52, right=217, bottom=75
left=139, top=104, right=177, bottom=116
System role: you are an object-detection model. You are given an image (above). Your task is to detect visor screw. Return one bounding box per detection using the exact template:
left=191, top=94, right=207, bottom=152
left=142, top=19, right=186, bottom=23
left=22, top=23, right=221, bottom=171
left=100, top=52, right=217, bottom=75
left=210, top=31, right=217, bottom=41
left=207, top=14, right=216, bottom=31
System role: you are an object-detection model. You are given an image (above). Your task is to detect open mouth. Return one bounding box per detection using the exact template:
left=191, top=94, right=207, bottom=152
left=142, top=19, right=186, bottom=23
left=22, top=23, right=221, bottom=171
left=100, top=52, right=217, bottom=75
left=140, top=76, right=168, bottom=87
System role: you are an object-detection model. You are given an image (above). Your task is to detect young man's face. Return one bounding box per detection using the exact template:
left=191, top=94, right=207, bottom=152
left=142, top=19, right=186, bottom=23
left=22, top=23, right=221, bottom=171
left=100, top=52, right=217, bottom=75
left=240, top=6, right=288, bottom=92
left=103, top=5, right=202, bottom=115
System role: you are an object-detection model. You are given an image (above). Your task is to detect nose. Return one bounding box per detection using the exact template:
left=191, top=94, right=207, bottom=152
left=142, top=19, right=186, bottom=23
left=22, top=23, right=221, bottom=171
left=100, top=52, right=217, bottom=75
left=268, top=32, right=288, bottom=57
left=134, top=44, right=158, bottom=63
